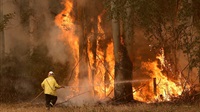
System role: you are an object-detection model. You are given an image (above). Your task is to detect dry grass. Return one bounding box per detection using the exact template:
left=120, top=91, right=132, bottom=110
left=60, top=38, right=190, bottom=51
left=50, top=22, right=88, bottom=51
left=0, top=102, right=200, bottom=112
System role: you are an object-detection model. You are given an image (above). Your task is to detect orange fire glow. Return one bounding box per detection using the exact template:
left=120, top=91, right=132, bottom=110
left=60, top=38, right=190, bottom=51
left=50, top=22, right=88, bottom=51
left=55, top=0, right=188, bottom=103
left=133, top=49, right=186, bottom=103
left=55, top=0, right=79, bottom=89
left=55, top=0, right=115, bottom=100
left=87, top=15, right=115, bottom=99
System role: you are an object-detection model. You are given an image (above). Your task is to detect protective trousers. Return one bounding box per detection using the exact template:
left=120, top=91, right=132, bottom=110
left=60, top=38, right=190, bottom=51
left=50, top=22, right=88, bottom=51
left=45, top=94, right=57, bottom=108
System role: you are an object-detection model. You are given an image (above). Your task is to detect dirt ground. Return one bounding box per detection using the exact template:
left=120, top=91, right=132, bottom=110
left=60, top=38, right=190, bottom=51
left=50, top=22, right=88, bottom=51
left=0, top=101, right=200, bottom=112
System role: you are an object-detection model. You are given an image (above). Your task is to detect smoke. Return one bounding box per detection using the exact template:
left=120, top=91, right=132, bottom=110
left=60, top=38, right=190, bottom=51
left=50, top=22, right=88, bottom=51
left=4, top=0, right=29, bottom=53
left=34, top=0, right=71, bottom=64
left=46, top=26, right=70, bottom=64
left=14, top=76, right=34, bottom=95
left=57, top=79, right=99, bottom=106
left=2, top=0, right=198, bottom=104
left=3, top=0, right=72, bottom=64
left=132, top=29, right=155, bottom=81
left=2, top=0, right=72, bottom=101
left=76, top=0, right=89, bottom=7
left=132, top=29, right=199, bottom=86
left=178, top=51, right=198, bottom=83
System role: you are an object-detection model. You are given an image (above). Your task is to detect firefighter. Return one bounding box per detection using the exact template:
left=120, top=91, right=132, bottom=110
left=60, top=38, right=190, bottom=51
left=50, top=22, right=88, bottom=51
left=41, top=71, right=64, bottom=110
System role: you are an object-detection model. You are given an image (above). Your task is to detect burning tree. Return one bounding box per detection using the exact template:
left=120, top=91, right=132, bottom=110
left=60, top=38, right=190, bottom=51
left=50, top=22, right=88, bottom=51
left=55, top=0, right=115, bottom=104
left=110, top=0, right=134, bottom=102
left=132, top=0, right=200, bottom=102
left=54, top=0, right=199, bottom=103
left=54, top=0, right=135, bottom=103
left=2, top=0, right=200, bottom=104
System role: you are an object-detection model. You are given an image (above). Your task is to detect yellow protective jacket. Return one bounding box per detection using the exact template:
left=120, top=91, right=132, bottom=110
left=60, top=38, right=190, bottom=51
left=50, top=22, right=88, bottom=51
left=41, top=76, right=61, bottom=96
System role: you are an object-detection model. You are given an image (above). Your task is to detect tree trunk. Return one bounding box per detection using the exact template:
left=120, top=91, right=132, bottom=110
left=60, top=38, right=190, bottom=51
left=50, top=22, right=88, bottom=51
left=198, top=41, right=200, bottom=84
left=172, top=0, right=182, bottom=76
left=122, top=0, right=134, bottom=101
left=78, top=7, right=89, bottom=86
left=29, top=0, right=35, bottom=55
left=0, top=0, right=4, bottom=77
left=111, top=0, right=133, bottom=102
left=198, top=48, right=200, bottom=84
left=111, top=0, right=122, bottom=101
left=91, top=16, right=98, bottom=95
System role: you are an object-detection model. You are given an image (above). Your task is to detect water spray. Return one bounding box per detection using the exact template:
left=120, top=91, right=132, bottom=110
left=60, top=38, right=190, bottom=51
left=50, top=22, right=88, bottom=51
left=62, top=79, right=150, bottom=88
left=30, top=79, right=150, bottom=105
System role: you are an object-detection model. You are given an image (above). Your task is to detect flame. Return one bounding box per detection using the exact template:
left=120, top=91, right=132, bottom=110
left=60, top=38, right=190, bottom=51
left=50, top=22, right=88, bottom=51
left=133, top=49, right=186, bottom=103
left=55, top=0, right=188, bottom=103
left=93, top=42, right=114, bottom=99
left=55, top=0, right=79, bottom=90
left=88, top=15, right=114, bottom=99
left=55, top=0, right=115, bottom=100
left=55, top=0, right=74, bottom=31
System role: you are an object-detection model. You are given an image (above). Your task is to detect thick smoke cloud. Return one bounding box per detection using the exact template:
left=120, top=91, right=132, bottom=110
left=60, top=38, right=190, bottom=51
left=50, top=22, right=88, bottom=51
left=2, top=0, right=71, bottom=100
left=47, top=27, right=71, bottom=64
left=2, top=0, right=96, bottom=104
left=4, top=0, right=70, bottom=64
left=4, top=0, right=29, bottom=54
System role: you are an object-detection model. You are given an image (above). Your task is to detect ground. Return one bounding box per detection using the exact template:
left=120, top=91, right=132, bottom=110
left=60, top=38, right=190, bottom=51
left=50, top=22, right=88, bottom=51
left=0, top=102, right=200, bottom=112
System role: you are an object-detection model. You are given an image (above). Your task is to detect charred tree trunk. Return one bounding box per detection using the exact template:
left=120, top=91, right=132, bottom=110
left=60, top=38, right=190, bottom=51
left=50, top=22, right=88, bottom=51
left=78, top=7, right=89, bottom=86
left=122, top=0, right=134, bottom=100
left=111, top=0, right=133, bottom=102
left=153, top=78, right=157, bottom=96
left=91, top=16, right=98, bottom=95
left=103, top=50, right=108, bottom=96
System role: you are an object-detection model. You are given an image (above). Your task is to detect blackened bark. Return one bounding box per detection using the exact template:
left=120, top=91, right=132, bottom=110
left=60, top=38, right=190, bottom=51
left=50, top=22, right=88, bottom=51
left=78, top=7, right=89, bottom=83
left=111, top=0, right=133, bottom=102
left=114, top=45, right=133, bottom=102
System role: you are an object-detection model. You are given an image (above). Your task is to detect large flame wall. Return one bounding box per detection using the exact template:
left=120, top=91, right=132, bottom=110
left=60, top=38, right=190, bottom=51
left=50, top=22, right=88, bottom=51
left=54, top=0, right=189, bottom=104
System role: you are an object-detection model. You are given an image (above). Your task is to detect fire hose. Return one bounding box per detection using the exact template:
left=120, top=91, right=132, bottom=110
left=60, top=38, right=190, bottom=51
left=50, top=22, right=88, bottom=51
left=55, top=90, right=91, bottom=106
left=30, top=83, right=147, bottom=105
left=30, top=91, right=44, bottom=103
left=30, top=89, right=91, bottom=105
